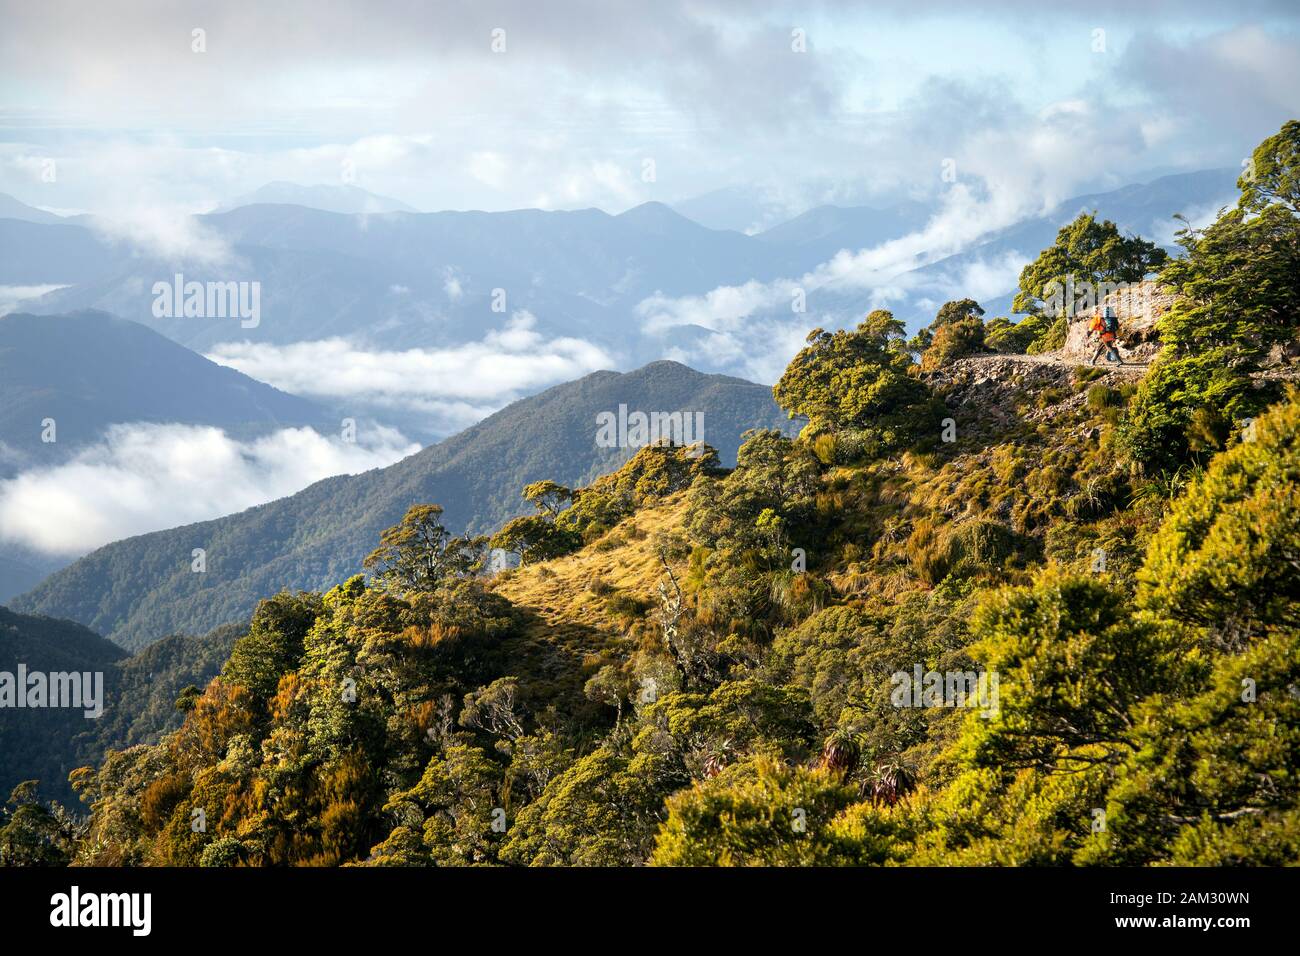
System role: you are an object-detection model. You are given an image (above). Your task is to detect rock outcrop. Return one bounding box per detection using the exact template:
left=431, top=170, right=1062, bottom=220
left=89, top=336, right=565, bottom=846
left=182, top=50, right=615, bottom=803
left=923, top=353, right=1141, bottom=443
left=1057, top=279, right=1173, bottom=365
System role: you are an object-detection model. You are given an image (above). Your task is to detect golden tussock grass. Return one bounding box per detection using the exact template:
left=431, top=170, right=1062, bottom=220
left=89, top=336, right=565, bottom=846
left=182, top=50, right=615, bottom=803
left=492, top=492, right=692, bottom=658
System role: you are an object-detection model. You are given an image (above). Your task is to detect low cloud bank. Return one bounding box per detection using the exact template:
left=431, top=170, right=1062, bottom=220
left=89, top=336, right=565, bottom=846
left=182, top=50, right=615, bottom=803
left=0, top=422, right=418, bottom=556
left=206, top=311, right=616, bottom=423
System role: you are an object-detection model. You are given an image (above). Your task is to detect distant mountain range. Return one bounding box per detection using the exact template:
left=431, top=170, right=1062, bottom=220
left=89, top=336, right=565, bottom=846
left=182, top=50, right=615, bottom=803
left=753, top=198, right=936, bottom=263
left=10, top=360, right=796, bottom=650
left=0, top=201, right=774, bottom=356
left=0, top=311, right=338, bottom=602
left=0, top=169, right=1240, bottom=368
left=0, top=192, right=65, bottom=225
left=213, top=181, right=418, bottom=215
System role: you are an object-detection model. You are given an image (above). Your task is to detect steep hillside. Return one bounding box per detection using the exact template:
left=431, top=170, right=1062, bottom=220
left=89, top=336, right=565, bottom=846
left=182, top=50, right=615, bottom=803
left=0, top=606, right=240, bottom=803
left=55, top=336, right=1300, bottom=867
left=0, top=607, right=126, bottom=803
left=12, top=361, right=795, bottom=650
left=492, top=492, right=692, bottom=695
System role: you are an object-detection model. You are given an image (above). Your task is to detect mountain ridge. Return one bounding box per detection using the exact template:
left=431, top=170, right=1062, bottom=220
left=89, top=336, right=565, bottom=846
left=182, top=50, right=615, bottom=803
left=214, top=181, right=418, bottom=215
left=11, top=359, right=796, bottom=649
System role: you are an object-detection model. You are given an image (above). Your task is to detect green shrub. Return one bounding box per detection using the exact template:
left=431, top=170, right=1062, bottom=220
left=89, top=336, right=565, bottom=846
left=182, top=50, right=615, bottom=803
left=774, top=310, right=937, bottom=451
left=1116, top=349, right=1260, bottom=473
left=908, top=518, right=1019, bottom=586
left=1137, top=391, right=1300, bottom=638
left=1026, top=316, right=1067, bottom=354
left=1085, top=384, right=1122, bottom=411
left=606, top=592, right=652, bottom=623
left=920, top=317, right=986, bottom=371
left=984, top=316, right=1035, bottom=354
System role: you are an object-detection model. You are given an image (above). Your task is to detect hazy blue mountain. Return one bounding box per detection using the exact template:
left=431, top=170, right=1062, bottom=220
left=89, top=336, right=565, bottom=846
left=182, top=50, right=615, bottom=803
left=0, top=219, right=122, bottom=288
left=670, top=184, right=795, bottom=233
left=0, top=310, right=333, bottom=464
left=205, top=200, right=778, bottom=305
left=0, top=193, right=65, bottom=225
left=0, top=311, right=337, bottom=601
left=18, top=201, right=789, bottom=355
left=12, top=360, right=797, bottom=650
left=755, top=199, right=937, bottom=264
left=215, top=181, right=419, bottom=215
left=0, top=548, right=70, bottom=610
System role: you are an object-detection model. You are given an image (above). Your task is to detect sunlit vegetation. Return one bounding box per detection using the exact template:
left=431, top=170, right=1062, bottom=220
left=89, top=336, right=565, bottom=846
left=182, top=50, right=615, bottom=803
left=8, top=123, right=1299, bottom=868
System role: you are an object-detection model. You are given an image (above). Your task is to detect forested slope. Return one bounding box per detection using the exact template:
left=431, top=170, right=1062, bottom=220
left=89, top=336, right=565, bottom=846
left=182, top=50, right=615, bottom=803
left=14, top=361, right=793, bottom=650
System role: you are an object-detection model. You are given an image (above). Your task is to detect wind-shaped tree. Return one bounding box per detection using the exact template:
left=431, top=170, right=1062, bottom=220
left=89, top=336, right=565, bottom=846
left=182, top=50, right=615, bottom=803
left=363, top=504, right=485, bottom=591
left=774, top=309, right=937, bottom=454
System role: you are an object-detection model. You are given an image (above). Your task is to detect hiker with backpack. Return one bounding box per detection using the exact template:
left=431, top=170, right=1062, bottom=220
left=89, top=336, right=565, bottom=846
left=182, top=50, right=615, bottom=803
left=1089, top=306, right=1122, bottom=365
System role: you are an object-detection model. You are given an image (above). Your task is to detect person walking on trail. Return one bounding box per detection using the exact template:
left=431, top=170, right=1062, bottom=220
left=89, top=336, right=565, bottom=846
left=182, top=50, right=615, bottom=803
left=1089, top=306, right=1122, bottom=366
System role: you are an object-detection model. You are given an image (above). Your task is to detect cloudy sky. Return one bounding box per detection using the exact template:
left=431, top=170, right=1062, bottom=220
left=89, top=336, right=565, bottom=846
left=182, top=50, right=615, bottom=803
left=3, top=0, right=1298, bottom=222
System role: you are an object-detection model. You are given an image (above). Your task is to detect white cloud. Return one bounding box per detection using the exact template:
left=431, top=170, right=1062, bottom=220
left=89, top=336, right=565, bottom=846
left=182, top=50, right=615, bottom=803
left=637, top=177, right=1035, bottom=334
left=468, top=151, right=509, bottom=189
left=0, top=284, right=69, bottom=315
left=0, top=423, right=419, bottom=556
left=205, top=311, right=615, bottom=406
left=635, top=168, right=1055, bottom=382
left=932, top=251, right=1030, bottom=306
left=88, top=206, right=237, bottom=268
left=1, top=6, right=1294, bottom=220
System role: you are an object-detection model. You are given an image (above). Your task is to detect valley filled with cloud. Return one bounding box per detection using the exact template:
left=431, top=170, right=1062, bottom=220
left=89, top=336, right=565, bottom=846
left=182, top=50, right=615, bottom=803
left=0, top=422, right=418, bottom=556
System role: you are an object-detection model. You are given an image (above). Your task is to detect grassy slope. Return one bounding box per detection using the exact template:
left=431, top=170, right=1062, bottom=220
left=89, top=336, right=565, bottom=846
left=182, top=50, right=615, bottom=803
left=491, top=494, right=691, bottom=711
left=485, top=359, right=1136, bottom=709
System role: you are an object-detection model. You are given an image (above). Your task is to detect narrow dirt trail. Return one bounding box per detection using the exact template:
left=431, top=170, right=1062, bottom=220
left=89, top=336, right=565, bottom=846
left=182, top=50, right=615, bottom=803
left=961, top=352, right=1151, bottom=373
left=961, top=351, right=1300, bottom=383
